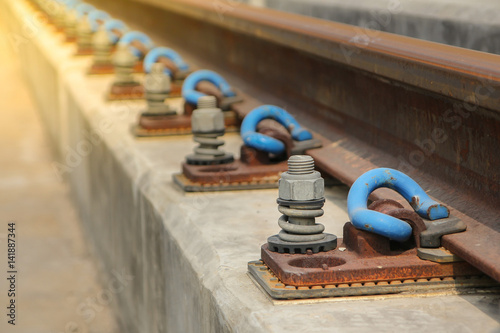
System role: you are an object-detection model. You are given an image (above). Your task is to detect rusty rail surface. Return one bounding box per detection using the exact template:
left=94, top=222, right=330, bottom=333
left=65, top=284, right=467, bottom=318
left=87, top=0, right=500, bottom=281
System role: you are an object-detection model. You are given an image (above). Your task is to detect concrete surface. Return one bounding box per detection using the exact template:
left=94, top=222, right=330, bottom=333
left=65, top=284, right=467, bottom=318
left=3, top=0, right=500, bottom=332
left=0, top=9, right=118, bottom=333
left=240, top=0, right=500, bottom=54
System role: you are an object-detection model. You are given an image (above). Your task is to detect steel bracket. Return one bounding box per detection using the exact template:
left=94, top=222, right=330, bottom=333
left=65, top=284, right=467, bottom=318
left=290, top=138, right=322, bottom=155
left=219, top=95, right=244, bottom=111
left=420, top=216, right=467, bottom=248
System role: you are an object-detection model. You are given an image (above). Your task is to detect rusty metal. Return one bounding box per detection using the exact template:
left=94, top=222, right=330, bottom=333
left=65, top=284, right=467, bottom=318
left=248, top=260, right=500, bottom=300
left=134, top=111, right=239, bottom=137
left=261, top=199, right=482, bottom=288
left=87, top=63, right=115, bottom=75
left=183, top=148, right=286, bottom=183
left=183, top=81, right=243, bottom=115
left=367, top=199, right=427, bottom=248
left=174, top=146, right=287, bottom=192
left=262, top=222, right=481, bottom=287
left=88, top=44, right=117, bottom=75
left=173, top=173, right=281, bottom=192
left=133, top=81, right=241, bottom=136
left=87, top=0, right=500, bottom=281
left=174, top=119, right=322, bottom=191
left=107, top=83, right=144, bottom=101
left=107, top=67, right=164, bottom=101
left=89, top=57, right=150, bottom=75
left=156, top=57, right=191, bottom=81
left=108, top=79, right=182, bottom=101
left=74, top=23, right=94, bottom=56
left=65, top=36, right=77, bottom=43
left=75, top=44, right=94, bottom=56
left=106, top=37, right=163, bottom=100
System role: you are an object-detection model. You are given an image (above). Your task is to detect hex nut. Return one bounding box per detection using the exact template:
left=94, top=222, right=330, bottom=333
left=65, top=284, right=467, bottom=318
left=92, top=28, right=111, bottom=48
left=144, top=66, right=171, bottom=93
left=191, top=108, right=225, bottom=133
left=279, top=171, right=324, bottom=200
left=112, top=44, right=136, bottom=67
left=77, top=18, right=92, bottom=35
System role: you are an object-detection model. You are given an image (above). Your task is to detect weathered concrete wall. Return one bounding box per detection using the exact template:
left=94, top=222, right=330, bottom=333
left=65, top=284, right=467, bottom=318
left=240, top=0, right=500, bottom=54
left=4, top=0, right=500, bottom=332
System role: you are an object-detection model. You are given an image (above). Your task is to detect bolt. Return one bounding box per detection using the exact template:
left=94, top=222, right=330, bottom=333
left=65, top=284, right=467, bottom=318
left=186, top=96, right=233, bottom=165
left=76, top=18, right=93, bottom=50
left=279, top=155, right=324, bottom=201
left=143, top=63, right=173, bottom=115
left=267, top=155, right=337, bottom=254
left=196, top=95, right=217, bottom=109
left=52, top=3, right=66, bottom=28
left=287, top=155, right=314, bottom=174
left=92, top=27, right=112, bottom=66
left=278, top=156, right=325, bottom=242
left=112, top=44, right=137, bottom=84
left=64, top=11, right=78, bottom=40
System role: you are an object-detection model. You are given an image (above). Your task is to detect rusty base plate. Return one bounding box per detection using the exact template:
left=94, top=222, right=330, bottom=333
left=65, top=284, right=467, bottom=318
left=248, top=260, right=500, bottom=299
left=182, top=158, right=286, bottom=182
left=132, top=123, right=240, bottom=137
left=87, top=63, right=115, bottom=75
left=65, top=36, right=77, bottom=43
left=74, top=47, right=94, bottom=56
left=262, top=242, right=482, bottom=286
left=88, top=61, right=159, bottom=75
left=173, top=173, right=280, bottom=192
left=133, top=61, right=144, bottom=73
left=133, top=111, right=241, bottom=137
left=166, top=84, right=182, bottom=98
left=262, top=223, right=486, bottom=287
left=107, top=74, right=183, bottom=101
left=107, top=83, right=144, bottom=101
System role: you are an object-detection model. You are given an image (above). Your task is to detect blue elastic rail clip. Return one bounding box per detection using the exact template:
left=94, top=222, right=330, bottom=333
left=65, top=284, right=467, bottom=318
left=75, top=3, right=95, bottom=18
left=347, top=168, right=450, bottom=242
left=87, top=10, right=110, bottom=32
left=60, top=0, right=80, bottom=9
left=118, top=31, right=154, bottom=58
left=103, top=19, right=127, bottom=44
left=182, top=70, right=236, bottom=106
left=240, top=105, right=313, bottom=155
left=143, top=47, right=189, bottom=77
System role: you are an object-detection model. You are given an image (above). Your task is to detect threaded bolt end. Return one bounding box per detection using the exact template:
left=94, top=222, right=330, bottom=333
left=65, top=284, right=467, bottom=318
left=197, top=95, right=217, bottom=109
left=151, top=62, right=164, bottom=74
left=287, top=155, right=314, bottom=175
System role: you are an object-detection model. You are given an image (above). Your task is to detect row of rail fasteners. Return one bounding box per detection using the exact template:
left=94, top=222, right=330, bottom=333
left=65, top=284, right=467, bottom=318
left=32, top=0, right=324, bottom=193
left=36, top=0, right=243, bottom=131
left=31, top=0, right=497, bottom=299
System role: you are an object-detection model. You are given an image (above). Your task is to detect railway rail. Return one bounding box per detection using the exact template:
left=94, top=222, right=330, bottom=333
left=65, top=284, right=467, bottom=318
left=77, top=0, right=500, bottom=281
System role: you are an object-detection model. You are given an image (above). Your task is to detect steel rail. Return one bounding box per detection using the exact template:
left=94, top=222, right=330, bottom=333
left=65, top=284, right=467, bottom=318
left=88, top=0, right=500, bottom=281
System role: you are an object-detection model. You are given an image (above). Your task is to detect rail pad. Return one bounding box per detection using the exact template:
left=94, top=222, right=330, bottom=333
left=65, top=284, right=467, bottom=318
left=248, top=260, right=500, bottom=300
